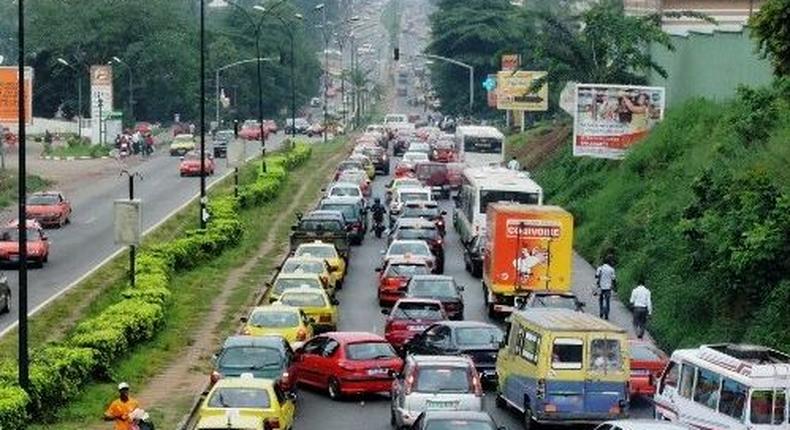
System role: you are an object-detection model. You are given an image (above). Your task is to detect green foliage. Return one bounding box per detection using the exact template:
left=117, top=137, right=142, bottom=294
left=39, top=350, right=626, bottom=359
left=0, top=144, right=313, bottom=427
left=0, top=173, right=52, bottom=209
left=749, top=0, right=790, bottom=76
left=530, top=84, right=790, bottom=353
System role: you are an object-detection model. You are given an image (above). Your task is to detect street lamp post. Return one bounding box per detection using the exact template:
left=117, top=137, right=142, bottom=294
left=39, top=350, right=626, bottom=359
left=215, top=57, right=276, bottom=129
left=17, top=0, right=29, bottom=392
left=120, top=170, right=142, bottom=286
left=273, top=13, right=303, bottom=141
left=111, top=56, right=134, bottom=122
left=419, top=53, right=474, bottom=114
left=56, top=58, right=83, bottom=139
left=200, top=0, right=207, bottom=229
left=314, top=3, right=329, bottom=143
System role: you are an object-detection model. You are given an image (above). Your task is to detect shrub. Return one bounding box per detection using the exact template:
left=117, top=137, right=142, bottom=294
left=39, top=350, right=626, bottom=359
left=0, top=386, right=28, bottom=430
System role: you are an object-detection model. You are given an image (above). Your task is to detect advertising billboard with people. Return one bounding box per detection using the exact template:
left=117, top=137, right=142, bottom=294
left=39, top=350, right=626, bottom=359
left=573, top=84, right=665, bottom=159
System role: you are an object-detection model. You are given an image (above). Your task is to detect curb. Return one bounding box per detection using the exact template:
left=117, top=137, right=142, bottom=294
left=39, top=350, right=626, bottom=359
left=39, top=155, right=113, bottom=161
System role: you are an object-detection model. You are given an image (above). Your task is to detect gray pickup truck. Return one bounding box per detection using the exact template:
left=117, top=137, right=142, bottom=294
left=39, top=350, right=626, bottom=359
left=289, top=210, right=351, bottom=260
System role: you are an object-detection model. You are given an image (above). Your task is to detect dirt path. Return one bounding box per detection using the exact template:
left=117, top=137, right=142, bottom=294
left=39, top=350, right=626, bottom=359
left=107, top=145, right=348, bottom=430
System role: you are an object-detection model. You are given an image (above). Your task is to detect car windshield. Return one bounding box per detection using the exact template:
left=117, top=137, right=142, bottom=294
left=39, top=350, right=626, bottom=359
left=409, top=279, right=456, bottom=298
left=0, top=228, right=40, bottom=241
left=415, top=366, right=471, bottom=393
left=280, top=292, right=327, bottom=307
left=320, top=203, right=358, bottom=222
left=529, top=295, right=578, bottom=310
left=425, top=421, right=494, bottom=430
left=282, top=260, right=324, bottom=274
left=207, top=387, right=271, bottom=409
left=385, top=264, right=429, bottom=277
left=410, top=143, right=430, bottom=152
left=295, top=246, right=336, bottom=259
left=339, top=162, right=362, bottom=171
left=396, top=228, right=438, bottom=241
left=389, top=242, right=431, bottom=257
left=330, top=187, right=361, bottom=197
left=299, top=219, right=344, bottom=231
left=217, top=346, right=283, bottom=370
left=455, top=327, right=503, bottom=347
left=403, top=153, right=428, bottom=162
left=400, top=192, right=429, bottom=202
left=416, top=165, right=447, bottom=178
left=340, top=172, right=366, bottom=183
left=174, top=136, right=193, bottom=142
left=345, top=342, right=397, bottom=360
left=249, top=310, right=300, bottom=328
left=273, top=279, right=321, bottom=294
left=28, top=194, right=59, bottom=205
left=391, top=302, right=443, bottom=319
left=214, top=131, right=233, bottom=141
left=402, top=206, right=440, bottom=218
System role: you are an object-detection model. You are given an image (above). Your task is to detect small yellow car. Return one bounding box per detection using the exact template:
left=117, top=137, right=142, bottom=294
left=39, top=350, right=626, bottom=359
left=169, top=133, right=196, bottom=156
left=242, top=304, right=314, bottom=347
left=293, top=241, right=346, bottom=287
left=276, top=287, right=338, bottom=333
left=267, top=273, right=324, bottom=304
left=349, top=154, right=376, bottom=179
left=280, top=256, right=337, bottom=297
left=198, top=375, right=295, bottom=430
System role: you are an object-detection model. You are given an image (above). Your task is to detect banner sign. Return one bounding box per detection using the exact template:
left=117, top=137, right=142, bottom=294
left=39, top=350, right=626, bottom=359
left=573, top=84, right=665, bottom=159
left=0, top=67, right=34, bottom=124
left=90, top=65, right=113, bottom=144
left=114, top=199, right=142, bottom=246
left=501, top=54, right=520, bottom=72
left=496, top=71, right=548, bottom=111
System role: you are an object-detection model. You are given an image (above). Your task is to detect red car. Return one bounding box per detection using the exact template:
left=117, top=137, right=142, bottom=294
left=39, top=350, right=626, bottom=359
left=0, top=220, right=49, bottom=267
left=263, top=119, right=279, bottom=134
left=179, top=151, right=215, bottom=177
left=629, top=339, right=669, bottom=397
left=376, top=256, right=431, bottom=307
left=239, top=122, right=267, bottom=141
left=382, top=298, right=446, bottom=351
left=394, top=161, right=416, bottom=178
left=292, top=331, right=403, bottom=400
left=26, top=191, right=72, bottom=228
left=446, top=162, right=464, bottom=191
left=135, top=122, right=153, bottom=134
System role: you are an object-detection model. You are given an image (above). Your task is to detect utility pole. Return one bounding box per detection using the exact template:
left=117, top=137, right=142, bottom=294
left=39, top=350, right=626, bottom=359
left=200, top=0, right=208, bottom=229
left=17, top=0, right=29, bottom=391
left=120, top=170, right=142, bottom=286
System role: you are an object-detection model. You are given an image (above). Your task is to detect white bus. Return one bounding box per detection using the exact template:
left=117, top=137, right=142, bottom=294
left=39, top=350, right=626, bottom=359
left=455, top=125, right=506, bottom=168
left=453, top=166, right=543, bottom=246
left=655, top=344, right=790, bottom=429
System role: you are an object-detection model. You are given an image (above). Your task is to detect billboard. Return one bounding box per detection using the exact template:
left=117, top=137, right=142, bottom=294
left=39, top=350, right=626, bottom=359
left=0, top=67, right=34, bottom=124
left=501, top=54, right=520, bottom=72
left=496, top=71, right=548, bottom=111
left=573, top=84, right=665, bottom=159
left=90, top=65, right=113, bottom=144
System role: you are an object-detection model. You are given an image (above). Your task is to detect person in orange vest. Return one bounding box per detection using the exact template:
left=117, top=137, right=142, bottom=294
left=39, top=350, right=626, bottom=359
left=103, top=382, right=140, bottom=430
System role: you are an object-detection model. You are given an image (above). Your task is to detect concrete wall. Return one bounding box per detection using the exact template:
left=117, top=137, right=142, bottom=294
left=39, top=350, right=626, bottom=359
left=648, top=28, right=774, bottom=107
left=4, top=117, right=91, bottom=137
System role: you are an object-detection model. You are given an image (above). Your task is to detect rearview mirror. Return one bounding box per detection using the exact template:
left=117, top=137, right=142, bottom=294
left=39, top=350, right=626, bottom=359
left=374, top=267, right=382, bottom=272
left=330, top=298, right=339, bottom=306
left=240, top=316, right=248, bottom=323
left=441, top=210, right=447, bottom=216
left=291, top=225, right=297, bottom=231
left=380, top=308, right=390, bottom=315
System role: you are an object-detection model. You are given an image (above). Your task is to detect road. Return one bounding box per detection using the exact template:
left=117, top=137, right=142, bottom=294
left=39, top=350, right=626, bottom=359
left=0, top=133, right=288, bottom=334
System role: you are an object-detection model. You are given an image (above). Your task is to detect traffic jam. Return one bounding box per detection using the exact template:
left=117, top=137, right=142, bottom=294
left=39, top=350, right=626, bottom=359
left=191, top=116, right=790, bottom=430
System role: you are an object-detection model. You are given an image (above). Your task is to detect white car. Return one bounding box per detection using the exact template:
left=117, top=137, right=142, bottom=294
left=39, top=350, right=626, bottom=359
left=407, top=142, right=431, bottom=155
left=383, top=239, right=435, bottom=270
left=326, top=182, right=363, bottom=200
left=402, top=152, right=429, bottom=163
left=594, top=420, right=690, bottom=430
left=389, top=187, right=432, bottom=223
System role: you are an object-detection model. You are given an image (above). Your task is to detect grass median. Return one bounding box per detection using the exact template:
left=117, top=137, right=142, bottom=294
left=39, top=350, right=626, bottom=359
left=25, top=139, right=348, bottom=429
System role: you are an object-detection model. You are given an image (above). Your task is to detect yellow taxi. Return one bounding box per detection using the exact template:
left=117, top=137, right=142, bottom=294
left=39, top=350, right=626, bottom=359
left=198, top=374, right=295, bottom=430
left=242, top=304, right=314, bottom=347
left=267, top=273, right=325, bottom=304
left=293, top=241, right=346, bottom=287
left=279, top=256, right=337, bottom=297
left=195, top=412, right=262, bottom=430
left=276, top=287, right=338, bottom=333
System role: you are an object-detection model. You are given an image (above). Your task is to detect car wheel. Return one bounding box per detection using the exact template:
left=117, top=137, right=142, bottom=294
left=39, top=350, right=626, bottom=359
left=327, top=377, right=342, bottom=401
left=495, top=393, right=507, bottom=409
left=1, top=295, right=9, bottom=314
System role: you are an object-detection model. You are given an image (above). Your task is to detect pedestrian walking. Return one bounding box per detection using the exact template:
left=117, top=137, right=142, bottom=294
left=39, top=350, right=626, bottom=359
left=507, top=156, right=521, bottom=171
left=594, top=256, right=616, bottom=320
left=630, top=277, right=652, bottom=339
left=103, top=382, right=140, bottom=430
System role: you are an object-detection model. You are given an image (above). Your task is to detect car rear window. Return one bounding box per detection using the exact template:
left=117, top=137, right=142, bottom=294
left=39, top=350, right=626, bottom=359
left=385, top=264, right=430, bottom=277
left=455, top=327, right=503, bottom=347
left=396, top=228, right=438, bottom=241
left=218, top=346, right=283, bottom=370
left=28, top=194, right=59, bottom=205
left=295, top=246, right=335, bottom=259
left=425, top=421, right=494, bottom=430
left=402, top=206, right=440, bottom=218
left=300, top=220, right=344, bottom=231
left=345, top=342, right=397, bottom=360
left=282, top=260, right=324, bottom=274
left=273, top=279, right=321, bottom=294
left=389, top=242, right=431, bottom=256
left=207, top=387, right=271, bottom=409
left=392, top=302, right=443, bottom=319
left=409, top=279, right=457, bottom=298
left=415, top=366, right=471, bottom=393
left=400, top=192, right=429, bottom=202
left=279, top=293, right=327, bottom=307
left=320, top=203, right=359, bottom=222
left=250, top=311, right=300, bottom=328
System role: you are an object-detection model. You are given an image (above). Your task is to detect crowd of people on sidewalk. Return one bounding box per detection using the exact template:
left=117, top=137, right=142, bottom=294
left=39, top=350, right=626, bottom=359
left=114, top=129, right=154, bottom=157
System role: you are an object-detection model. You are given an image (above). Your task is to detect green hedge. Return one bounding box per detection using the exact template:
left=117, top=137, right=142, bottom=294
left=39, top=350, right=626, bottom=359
left=0, top=144, right=313, bottom=427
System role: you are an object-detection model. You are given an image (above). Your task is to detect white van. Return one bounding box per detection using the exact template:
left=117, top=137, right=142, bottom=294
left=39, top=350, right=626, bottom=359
left=654, top=344, right=790, bottom=429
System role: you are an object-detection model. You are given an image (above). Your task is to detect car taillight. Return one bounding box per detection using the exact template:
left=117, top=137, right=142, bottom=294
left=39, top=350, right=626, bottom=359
left=536, top=378, right=545, bottom=399
left=384, top=319, right=393, bottom=333
left=280, top=371, right=291, bottom=386
left=319, top=315, right=331, bottom=323
left=210, top=371, right=222, bottom=384
left=296, top=327, right=308, bottom=341
left=471, top=374, right=483, bottom=397
left=404, top=372, right=416, bottom=395
left=264, top=418, right=281, bottom=430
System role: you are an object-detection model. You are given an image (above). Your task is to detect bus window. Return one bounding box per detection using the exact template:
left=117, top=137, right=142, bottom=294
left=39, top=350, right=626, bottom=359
left=679, top=363, right=696, bottom=399
left=750, top=389, right=786, bottom=424
left=464, top=136, right=502, bottom=154
left=589, top=339, right=622, bottom=372
left=692, top=368, right=721, bottom=410
left=551, top=338, right=583, bottom=370
left=519, top=329, right=540, bottom=364
left=659, top=361, right=679, bottom=395
left=478, top=190, right=539, bottom=214
left=718, top=377, right=746, bottom=421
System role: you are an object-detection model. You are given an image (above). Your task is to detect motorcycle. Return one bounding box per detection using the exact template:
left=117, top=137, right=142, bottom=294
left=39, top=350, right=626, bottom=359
left=119, top=141, right=130, bottom=159
left=373, top=219, right=386, bottom=238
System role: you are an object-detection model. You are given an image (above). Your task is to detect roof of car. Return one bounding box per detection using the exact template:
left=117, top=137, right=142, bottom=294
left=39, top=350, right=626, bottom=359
left=195, top=414, right=261, bottom=429
left=397, top=187, right=430, bottom=193
left=410, top=274, right=453, bottom=282
left=303, top=210, right=345, bottom=221
left=596, top=420, right=689, bottom=430
left=389, top=239, right=430, bottom=247
left=278, top=286, right=328, bottom=297
left=274, top=272, right=323, bottom=281
left=393, top=298, right=443, bottom=306
left=222, top=335, right=286, bottom=350
left=403, top=200, right=439, bottom=208
left=251, top=304, right=300, bottom=314
left=421, top=410, right=494, bottom=422
left=31, top=191, right=62, bottom=196
left=324, top=331, right=386, bottom=342
left=329, top=182, right=361, bottom=190
left=321, top=196, right=363, bottom=205
left=408, top=355, right=473, bottom=366
left=211, top=374, right=274, bottom=390
left=394, top=218, right=437, bottom=229
left=297, top=241, right=337, bottom=250
left=385, top=256, right=431, bottom=266
left=512, top=308, right=626, bottom=333
left=432, top=321, right=497, bottom=330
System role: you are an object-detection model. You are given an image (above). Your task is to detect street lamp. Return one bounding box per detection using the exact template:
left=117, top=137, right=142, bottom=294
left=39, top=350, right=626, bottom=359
left=111, top=56, right=134, bottom=122
left=56, top=57, right=83, bottom=138
left=272, top=13, right=303, bottom=140
left=314, top=3, right=329, bottom=143
left=209, top=0, right=287, bottom=173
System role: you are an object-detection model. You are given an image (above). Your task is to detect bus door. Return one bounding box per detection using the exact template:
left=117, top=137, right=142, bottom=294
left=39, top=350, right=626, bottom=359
left=585, top=337, right=627, bottom=416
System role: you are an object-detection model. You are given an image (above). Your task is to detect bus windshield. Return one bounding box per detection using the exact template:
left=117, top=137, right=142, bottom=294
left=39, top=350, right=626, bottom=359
left=464, top=136, right=502, bottom=154
left=478, top=190, right=539, bottom=213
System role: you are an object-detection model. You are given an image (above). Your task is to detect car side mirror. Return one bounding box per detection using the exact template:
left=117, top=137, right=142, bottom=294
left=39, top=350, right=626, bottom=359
left=240, top=316, right=248, bottom=324
left=441, top=210, right=447, bottom=216
left=285, top=391, right=297, bottom=401
left=374, top=267, right=382, bottom=272
left=291, top=225, right=298, bottom=231
left=380, top=308, right=390, bottom=315
left=457, top=285, right=465, bottom=292
left=41, top=234, right=48, bottom=241
left=330, top=298, right=339, bottom=306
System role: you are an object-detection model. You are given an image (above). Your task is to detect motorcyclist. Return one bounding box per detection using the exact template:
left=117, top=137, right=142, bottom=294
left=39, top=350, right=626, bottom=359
left=370, top=197, right=387, bottom=224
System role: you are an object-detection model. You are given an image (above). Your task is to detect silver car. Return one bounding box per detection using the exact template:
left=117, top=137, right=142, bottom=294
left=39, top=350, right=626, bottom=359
left=390, top=355, right=483, bottom=429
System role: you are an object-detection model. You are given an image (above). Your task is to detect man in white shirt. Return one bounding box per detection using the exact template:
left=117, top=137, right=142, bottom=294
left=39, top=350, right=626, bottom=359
left=595, top=256, right=616, bottom=320
left=630, top=277, right=652, bottom=339
left=507, top=156, right=521, bottom=171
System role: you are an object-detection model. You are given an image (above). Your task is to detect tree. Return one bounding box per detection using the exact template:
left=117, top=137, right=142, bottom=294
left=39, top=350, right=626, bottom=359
left=749, top=0, right=790, bottom=76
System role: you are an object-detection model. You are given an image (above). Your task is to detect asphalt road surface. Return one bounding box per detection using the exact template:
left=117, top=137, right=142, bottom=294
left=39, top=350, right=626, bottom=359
left=0, top=133, right=287, bottom=334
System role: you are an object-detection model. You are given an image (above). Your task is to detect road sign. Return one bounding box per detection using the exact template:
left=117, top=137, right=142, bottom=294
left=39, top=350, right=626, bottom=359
left=114, top=199, right=142, bottom=246
left=496, top=71, right=548, bottom=111
left=0, top=66, right=34, bottom=124
left=91, top=65, right=113, bottom=145
left=501, top=54, right=520, bottom=72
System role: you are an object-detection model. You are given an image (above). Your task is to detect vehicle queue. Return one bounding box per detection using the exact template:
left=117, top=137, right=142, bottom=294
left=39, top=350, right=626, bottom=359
left=192, top=116, right=790, bottom=430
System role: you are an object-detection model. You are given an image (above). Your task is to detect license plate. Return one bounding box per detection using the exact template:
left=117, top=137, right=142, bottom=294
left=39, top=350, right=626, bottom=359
left=367, top=368, right=388, bottom=375
left=482, top=370, right=497, bottom=377
left=426, top=400, right=458, bottom=409
left=409, top=325, right=428, bottom=331
left=9, top=255, right=18, bottom=262
left=632, top=369, right=651, bottom=376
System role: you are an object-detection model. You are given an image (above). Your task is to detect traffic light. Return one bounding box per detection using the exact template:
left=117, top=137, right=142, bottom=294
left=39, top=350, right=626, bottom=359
left=394, top=47, right=400, bottom=61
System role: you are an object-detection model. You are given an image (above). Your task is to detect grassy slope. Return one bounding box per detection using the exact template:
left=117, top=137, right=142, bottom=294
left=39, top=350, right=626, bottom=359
left=515, top=90, right=789, bottom=353
left=0, top=173, right=52, bottom=208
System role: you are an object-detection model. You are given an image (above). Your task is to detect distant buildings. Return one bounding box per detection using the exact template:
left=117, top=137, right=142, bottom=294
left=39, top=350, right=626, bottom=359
left=623, top=0, right=765, bottom=35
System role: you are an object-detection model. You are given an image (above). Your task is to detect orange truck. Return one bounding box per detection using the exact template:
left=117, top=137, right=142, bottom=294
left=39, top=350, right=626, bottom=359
left=482, top=204, right=574, bottom=316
